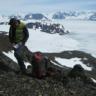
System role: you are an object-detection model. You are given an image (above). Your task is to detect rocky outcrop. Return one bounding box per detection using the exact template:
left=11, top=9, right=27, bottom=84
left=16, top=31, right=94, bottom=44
left=0, top=32, right=96, bottom=96
left=0, top=51, right=19, bottom=72
left=0, top=54, right=96, bottom=96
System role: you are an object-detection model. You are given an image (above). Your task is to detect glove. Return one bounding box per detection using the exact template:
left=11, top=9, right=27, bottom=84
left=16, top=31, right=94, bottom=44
left=13, top=44, right=20, bottom=49
left=13, top=42, right=23, bottom=49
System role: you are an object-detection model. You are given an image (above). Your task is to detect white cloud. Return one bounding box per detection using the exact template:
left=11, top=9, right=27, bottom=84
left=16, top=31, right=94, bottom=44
left=0, top=0, right=96, bottom=14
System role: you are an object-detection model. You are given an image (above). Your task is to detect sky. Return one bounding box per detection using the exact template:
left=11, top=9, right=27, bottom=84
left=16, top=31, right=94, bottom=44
left=0, top=0, right=96, bottom=15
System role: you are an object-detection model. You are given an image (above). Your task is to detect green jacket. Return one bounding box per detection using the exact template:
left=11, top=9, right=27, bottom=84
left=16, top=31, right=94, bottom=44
left=9, top=22, right=29, bottom=44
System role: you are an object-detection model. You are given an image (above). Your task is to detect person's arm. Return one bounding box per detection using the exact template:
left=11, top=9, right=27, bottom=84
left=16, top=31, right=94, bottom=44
left=22, top=26, right=29, bottom=44
left=9, top=27, right=14, bottom=43
left=9, top=26, right=16, bottom=43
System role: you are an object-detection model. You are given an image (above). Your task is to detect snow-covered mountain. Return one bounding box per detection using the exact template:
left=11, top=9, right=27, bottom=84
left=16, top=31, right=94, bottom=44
left=9, top=15, right=23, bottom=20
left=17, top=11, right=96, bottom=21
left=89, top=13, right=96, bottom=21
left=52, top=12, right=66, bottom=19
left=51, top=11, right=95, bottom=20
left=0, top=15, right=9, bottom=25
left=24, top=13, right=48, bottom=20
left=0, top=11, right=96, bottom=24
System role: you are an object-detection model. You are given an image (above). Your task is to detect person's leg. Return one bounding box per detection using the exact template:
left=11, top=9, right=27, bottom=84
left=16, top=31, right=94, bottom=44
left=14, top=45, right=26, bottom=73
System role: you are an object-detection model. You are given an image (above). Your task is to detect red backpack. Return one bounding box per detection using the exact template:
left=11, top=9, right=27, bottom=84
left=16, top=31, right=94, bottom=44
left=33, top=52, right=43, bottom=63
left=32, top=52, right=47, bottom=79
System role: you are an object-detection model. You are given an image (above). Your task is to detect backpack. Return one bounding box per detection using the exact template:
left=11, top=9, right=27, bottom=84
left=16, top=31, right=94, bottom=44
left=31, top=52, right=47, bottom=79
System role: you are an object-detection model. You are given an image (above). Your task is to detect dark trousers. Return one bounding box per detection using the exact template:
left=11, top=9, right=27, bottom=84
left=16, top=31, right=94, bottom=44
left=14, top=45, right=26, bottom=73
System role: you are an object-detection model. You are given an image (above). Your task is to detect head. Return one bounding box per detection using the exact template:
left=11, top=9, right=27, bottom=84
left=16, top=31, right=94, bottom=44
left=9, top=18, right=20, bottom=27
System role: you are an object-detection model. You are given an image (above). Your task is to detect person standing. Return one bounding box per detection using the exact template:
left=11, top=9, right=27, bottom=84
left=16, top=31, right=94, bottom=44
left=9, top=18, right=29, bottom=74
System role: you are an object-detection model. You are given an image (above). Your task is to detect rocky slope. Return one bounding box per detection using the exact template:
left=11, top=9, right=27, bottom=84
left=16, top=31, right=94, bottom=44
left=0, top=32, right=96, bottom=96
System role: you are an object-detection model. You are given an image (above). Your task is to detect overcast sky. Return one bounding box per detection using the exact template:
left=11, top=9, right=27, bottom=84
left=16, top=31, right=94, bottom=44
left=0, top=0, right=96, bottom=15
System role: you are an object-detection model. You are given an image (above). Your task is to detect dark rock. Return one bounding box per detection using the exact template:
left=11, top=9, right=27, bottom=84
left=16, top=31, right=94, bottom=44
left=68, top=64, right=85, bottom=78
left=0, top=32, right=12, bottom=52
left=0, top=51, right=20, bottom=72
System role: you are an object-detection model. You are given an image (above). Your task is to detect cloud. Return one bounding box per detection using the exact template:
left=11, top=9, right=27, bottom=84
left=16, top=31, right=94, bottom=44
left=0, top=0, right=96, bottom=14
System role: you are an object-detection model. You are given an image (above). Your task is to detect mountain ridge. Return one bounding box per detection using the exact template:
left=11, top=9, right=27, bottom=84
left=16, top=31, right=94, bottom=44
left=0, top=11, right=96, bottom=22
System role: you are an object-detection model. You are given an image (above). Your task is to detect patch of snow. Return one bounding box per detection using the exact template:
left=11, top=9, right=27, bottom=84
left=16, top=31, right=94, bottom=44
left=24, top=62, right=31, bottom=69
left=0, top=25, right=9, bottom=32
left=26, top=29, right=79, bottom=53
left=3, top=51, right=31, bottom=69
left=3, top=51, right=17, bottom=63
left=91, top=78, right=96, bottom=83
left=55, top=57, right=92, bottom=71
left=53, top=20, right=96, bottom=33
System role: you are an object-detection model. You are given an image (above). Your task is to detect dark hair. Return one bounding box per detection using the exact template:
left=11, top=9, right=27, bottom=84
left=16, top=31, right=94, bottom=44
left=9, top=18, right=20, bottom=25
